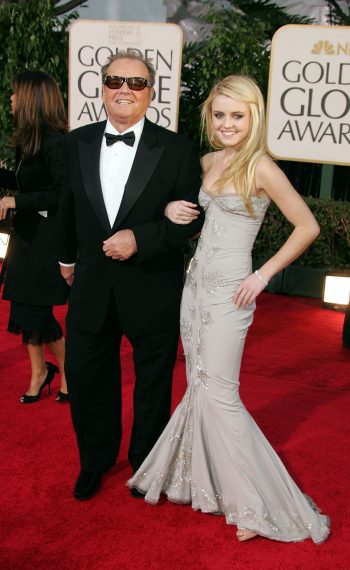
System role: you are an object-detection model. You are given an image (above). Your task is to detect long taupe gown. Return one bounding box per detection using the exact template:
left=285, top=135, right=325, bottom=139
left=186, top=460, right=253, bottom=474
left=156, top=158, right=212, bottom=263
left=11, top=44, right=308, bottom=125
left=127, top=188, right=330, bottom=544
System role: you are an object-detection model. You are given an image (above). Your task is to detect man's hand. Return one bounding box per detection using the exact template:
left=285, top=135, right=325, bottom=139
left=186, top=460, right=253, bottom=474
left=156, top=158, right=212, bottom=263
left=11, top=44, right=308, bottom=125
left=0, top=196, right=16, bottom=220
left=60, top=264, right=75, bottom=286
left=103, top=229, right=137, bottom=260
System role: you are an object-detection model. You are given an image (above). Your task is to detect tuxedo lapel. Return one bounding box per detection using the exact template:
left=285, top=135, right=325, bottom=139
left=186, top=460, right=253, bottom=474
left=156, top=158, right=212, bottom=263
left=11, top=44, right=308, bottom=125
left=79, top=122, right=111, bottom=232
left=112, top=119, right=165, bottom=230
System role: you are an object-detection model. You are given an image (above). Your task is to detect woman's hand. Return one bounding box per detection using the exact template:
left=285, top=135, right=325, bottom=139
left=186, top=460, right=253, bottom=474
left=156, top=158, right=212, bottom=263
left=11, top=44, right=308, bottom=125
left=232, top=272, right=266, bottom=309
left=0, top=196, right=16, bottom=220
left=165, top=200, right=200, bottom=225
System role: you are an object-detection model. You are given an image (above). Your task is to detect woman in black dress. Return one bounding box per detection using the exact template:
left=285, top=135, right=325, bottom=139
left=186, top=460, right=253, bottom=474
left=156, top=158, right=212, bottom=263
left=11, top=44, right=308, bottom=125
left=0, top=71, right=69, bottom=403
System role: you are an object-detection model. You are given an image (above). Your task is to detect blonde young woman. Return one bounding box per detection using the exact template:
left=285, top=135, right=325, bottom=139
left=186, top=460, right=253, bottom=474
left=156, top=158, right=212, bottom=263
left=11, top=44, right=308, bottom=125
left=128, top=76, right=330, bottom=543
left=0, top=71, right=69, bottom=403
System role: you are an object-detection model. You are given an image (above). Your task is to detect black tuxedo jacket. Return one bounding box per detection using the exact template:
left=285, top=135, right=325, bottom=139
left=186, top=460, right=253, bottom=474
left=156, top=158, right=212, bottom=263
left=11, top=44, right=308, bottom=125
left=59, top=118, right=203, bottom=336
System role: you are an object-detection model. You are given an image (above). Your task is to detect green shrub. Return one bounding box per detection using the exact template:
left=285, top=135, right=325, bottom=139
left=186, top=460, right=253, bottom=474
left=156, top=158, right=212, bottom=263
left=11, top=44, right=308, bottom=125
left=253, top=197, right=350, bottom=269
left=0, top=0, right=74, bottom=165
left=179, top=0, right=310, bottom=144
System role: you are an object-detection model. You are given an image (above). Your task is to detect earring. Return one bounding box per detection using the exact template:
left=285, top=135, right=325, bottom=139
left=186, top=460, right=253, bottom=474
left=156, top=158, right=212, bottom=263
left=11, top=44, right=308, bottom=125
left=210, top=133, right=214, bottom=142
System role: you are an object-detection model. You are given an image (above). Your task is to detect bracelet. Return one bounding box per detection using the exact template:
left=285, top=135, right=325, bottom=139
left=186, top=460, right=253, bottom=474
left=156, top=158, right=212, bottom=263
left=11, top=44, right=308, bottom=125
left=254, top=269, right=269, bottom=287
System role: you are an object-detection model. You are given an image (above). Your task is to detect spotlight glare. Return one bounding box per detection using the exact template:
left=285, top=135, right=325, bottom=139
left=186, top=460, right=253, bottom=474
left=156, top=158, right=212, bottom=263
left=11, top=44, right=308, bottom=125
left=0, top=232, right=9, bottom=260
left=323, top=275, right=350, bottom=308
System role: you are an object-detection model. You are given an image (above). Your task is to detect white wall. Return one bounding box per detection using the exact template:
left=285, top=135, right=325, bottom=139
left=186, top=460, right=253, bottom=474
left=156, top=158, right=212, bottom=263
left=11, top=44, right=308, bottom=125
left=276, top=1, right=347, bottom=24
left=56, top=0, right=167, bottom=22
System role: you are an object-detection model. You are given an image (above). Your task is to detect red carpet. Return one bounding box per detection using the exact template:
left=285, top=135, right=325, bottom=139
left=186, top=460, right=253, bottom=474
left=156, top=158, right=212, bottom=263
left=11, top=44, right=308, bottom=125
left=0, top=292, right=349, bottom=569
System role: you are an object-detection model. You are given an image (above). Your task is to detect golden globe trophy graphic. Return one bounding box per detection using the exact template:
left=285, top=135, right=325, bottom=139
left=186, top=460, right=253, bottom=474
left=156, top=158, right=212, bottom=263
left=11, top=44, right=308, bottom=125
left=69, top=20, right=183, bottom=132
left=267, top=25, right=350, bottom=166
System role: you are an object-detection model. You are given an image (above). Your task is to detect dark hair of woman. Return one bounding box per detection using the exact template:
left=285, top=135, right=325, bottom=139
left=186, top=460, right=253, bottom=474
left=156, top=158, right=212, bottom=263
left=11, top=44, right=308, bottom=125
left=11, top=70, right=67, bottom=157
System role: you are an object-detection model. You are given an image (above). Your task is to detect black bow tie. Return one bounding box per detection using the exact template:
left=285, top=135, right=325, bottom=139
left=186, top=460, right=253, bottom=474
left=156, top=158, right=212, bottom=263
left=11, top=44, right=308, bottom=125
left=104, top=131, right=135, bottom=147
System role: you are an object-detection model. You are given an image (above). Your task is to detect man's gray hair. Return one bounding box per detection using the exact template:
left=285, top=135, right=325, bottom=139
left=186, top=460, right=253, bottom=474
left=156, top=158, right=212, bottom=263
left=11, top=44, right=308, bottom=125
left=101, top=50, right=156, bottom=86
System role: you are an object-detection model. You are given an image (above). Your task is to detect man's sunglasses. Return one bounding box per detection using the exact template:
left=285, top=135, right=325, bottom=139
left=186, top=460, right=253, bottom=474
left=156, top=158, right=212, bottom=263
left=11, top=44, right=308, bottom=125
left=103, top=76, right=152, bottom=91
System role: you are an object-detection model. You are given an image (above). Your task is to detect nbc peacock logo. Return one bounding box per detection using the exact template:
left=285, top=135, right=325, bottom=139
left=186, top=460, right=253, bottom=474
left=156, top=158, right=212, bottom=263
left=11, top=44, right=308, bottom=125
left=311, top=40, right=335, bottom=55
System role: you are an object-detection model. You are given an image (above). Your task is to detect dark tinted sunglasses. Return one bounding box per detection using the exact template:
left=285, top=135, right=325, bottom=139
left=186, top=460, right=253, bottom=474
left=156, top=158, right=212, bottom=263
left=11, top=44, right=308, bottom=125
left=103, top=76, right=152, bottom=91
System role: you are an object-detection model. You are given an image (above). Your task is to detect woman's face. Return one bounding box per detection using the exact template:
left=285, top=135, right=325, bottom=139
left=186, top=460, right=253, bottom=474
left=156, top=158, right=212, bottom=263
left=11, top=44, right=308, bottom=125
left=211, top=94, right=251, bottom=149
left=10, top=93, right=17, bottom=114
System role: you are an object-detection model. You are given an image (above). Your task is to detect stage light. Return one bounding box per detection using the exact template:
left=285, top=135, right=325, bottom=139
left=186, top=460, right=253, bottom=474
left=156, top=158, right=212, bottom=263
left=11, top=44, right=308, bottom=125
left=0, top=232, right=9, bottom=260
left=323, top=274, right=350, bottom=309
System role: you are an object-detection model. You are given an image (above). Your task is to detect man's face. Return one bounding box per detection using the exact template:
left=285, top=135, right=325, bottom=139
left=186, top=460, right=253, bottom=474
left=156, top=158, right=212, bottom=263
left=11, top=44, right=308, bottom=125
left=103, top=58, right=153, bottom=132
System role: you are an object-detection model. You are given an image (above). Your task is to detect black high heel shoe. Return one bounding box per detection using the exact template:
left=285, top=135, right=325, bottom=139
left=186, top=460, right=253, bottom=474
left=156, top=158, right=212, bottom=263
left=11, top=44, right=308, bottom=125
left=19, top=361, right=59, bottom=404
left=55, top=390, right=69, bottom=403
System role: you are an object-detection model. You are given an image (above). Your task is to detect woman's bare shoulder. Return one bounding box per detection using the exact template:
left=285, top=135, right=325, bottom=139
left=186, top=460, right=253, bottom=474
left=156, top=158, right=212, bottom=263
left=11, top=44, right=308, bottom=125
left=255, top=154, right=282, bottom=185
left=256, top=153, right=276, bottom=174
left=201, top=152, right=217, bottom=173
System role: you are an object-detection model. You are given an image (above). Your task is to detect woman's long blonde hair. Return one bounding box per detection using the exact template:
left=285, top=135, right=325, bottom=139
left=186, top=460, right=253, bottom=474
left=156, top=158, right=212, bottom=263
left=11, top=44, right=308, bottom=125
left=201, top=75, right=267, bottom=215
left=11, top=71, right=67, bottom=157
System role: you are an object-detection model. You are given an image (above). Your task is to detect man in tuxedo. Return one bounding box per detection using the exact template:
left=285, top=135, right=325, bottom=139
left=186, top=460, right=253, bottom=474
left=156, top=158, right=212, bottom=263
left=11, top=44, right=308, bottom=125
left=59, top=51, right=203, bottom=500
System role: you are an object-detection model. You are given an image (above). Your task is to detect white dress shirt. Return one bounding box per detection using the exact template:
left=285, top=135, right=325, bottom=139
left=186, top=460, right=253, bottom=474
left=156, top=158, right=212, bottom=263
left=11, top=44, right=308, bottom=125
left=100, top=118, right=144, bottom=226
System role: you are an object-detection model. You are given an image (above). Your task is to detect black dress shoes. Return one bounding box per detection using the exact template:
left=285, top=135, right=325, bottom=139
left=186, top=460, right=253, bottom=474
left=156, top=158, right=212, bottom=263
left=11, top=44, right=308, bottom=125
left=130, top=487, right=146, bottom=499
left=73, top=470, right=103, bottom=500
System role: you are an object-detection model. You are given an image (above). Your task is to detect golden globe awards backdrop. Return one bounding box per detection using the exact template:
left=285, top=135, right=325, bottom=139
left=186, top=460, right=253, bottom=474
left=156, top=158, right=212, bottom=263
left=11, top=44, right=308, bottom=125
left=69, top=20, right=183, bottom=131
left=267, top=25, right=350, bottom=166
